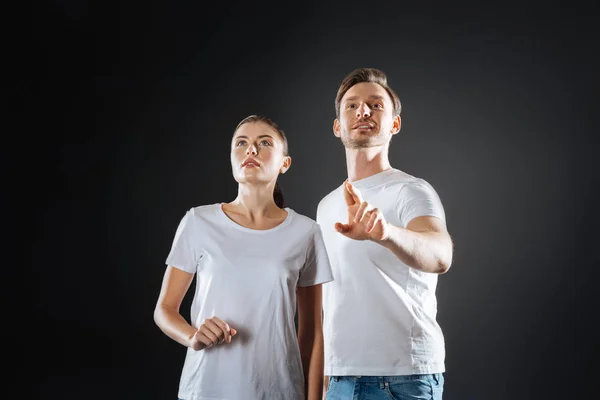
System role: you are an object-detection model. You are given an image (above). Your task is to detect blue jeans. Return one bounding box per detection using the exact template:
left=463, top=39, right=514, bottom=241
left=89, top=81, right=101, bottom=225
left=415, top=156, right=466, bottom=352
left=326, top=374, right=444, bottom=400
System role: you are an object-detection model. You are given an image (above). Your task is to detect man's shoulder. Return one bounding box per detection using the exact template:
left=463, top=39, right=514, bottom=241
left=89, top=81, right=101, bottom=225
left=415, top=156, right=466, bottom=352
left=316, top=183, right=344, bottom=211
left=386, top=168, right=420, bottom=184
left=386, top=169, right=437, bottom=192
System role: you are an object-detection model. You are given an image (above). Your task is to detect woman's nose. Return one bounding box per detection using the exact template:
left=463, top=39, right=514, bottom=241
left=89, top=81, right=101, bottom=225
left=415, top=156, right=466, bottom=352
left=246, top=144, right=257, bottom=155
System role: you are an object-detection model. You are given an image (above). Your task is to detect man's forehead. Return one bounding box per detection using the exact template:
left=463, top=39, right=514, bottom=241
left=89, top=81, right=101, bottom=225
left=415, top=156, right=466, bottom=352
left=343, top=82, right=389, bottom=101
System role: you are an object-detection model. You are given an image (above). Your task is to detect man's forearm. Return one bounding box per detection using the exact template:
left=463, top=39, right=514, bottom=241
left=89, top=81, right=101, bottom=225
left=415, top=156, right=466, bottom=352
left=378, top=224, right=453, bottom=273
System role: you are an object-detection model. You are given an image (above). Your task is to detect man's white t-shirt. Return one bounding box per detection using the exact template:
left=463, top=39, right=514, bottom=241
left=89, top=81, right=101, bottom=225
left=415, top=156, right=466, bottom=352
left=317, top=169, right=447, bottom=376
left=166, top=203, right=333, bottom=400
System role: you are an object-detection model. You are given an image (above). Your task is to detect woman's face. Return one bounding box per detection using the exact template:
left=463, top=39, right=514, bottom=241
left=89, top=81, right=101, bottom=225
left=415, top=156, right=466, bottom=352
left=231, top=121, right=290, bottom=185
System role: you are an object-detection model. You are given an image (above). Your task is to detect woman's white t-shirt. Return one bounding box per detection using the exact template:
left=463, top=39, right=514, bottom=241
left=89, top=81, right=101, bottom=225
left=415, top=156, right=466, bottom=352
left=165, top=204, right=333, bottom=400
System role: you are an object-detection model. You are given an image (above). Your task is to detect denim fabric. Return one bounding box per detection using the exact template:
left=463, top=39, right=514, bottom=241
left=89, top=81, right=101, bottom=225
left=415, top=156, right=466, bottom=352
left=326, top=374, right=444, bottom=400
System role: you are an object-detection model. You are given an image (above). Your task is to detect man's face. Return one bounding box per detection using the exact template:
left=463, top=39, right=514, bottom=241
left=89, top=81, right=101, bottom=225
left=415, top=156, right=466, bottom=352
left=334, top=82, right=400, bottom=149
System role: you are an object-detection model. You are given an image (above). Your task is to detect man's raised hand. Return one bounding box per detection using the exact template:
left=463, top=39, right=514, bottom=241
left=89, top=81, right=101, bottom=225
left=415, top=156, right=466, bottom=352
left=334, top=181, right=390, bottom=242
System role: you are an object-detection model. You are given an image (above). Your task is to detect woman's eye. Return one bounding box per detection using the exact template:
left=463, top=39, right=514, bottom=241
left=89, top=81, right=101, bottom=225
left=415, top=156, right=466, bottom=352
left=348, top=104, right=356, bottom=109
left=236, top=140, right=246, bottom=146
left=260, top=140, right=271, bottom=146
left=373, top=104, right=382, bottom=108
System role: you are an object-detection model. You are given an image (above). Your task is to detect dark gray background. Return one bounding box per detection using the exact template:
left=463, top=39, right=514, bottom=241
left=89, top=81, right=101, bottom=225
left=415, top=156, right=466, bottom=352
left=33, top=1, right=598, bottom=399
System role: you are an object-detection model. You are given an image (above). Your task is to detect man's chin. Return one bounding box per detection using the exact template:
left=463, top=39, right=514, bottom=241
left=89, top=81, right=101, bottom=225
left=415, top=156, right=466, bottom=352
left=342, top=138, right=383, bottom=149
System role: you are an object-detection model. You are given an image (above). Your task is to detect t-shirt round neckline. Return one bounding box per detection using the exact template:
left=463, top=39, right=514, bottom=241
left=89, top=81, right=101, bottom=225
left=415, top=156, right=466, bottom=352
left=217, top=203, right=293, bottom=234
left=349, top=168, right=399, bottom=189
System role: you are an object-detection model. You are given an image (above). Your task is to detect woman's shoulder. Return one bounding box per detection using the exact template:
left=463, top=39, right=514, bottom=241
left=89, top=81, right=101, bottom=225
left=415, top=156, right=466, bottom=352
left=284, top=208, right=320, bottom=234
left=189, top=203, right=220, bottom=214
left=181, top=203, right=222, bottom=222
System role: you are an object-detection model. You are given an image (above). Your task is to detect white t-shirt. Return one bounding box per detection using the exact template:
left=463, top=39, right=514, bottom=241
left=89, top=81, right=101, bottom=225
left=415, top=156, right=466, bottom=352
left=317, top=169, right=447, bottom=376
left=165, top=203, right=334, bottom=400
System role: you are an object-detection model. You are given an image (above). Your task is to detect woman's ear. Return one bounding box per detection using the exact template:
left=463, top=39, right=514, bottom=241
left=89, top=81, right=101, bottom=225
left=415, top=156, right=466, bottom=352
left=280, top=156, right=292, bottom=174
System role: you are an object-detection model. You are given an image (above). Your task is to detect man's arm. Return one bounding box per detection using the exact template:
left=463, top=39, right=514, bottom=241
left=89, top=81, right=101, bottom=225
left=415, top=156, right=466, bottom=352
left=335, top=181, right=453, bottom=274
left=379, top=215, right=453, bottom=274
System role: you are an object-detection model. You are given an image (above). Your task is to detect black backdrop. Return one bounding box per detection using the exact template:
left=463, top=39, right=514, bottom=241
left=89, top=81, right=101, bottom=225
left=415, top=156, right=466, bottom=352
left=33, top=1, right=598, bottom=399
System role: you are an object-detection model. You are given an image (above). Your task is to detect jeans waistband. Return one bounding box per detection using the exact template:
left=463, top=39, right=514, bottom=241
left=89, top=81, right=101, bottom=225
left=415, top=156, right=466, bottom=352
left=331, top=374, right=442, bottom=384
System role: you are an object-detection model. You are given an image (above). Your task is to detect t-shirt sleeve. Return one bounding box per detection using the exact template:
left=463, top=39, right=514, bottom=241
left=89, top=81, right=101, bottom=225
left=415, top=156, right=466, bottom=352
left=315, top=198, right=325, bottom=225
left=298, top=223, right=334, bottom=287
left=399, top=181, right=447, bottom=228
left=165, top=209, right=199, bottom=274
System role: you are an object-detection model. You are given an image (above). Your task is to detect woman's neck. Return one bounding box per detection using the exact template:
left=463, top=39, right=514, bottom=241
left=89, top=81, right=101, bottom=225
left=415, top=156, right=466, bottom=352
left=221, top=183, right=287, bottom=229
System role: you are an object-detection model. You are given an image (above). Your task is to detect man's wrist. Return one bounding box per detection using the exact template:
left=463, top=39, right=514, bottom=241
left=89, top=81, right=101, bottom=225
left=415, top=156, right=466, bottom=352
left=372, top=222, right=393, bottom=245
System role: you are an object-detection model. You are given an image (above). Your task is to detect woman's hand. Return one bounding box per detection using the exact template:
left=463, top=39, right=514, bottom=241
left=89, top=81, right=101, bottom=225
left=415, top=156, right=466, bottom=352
left=189, top=316, right=238, bottom=351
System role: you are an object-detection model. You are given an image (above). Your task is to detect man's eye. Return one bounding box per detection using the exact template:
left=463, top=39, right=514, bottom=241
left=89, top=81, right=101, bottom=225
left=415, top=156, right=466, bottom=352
left=373, top=104, right=383, bottom=108
left=348, top=104, right=356, bottom=109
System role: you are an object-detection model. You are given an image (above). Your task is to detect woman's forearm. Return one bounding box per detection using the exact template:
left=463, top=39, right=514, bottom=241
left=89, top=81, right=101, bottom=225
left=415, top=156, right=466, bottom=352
left=154, top=304, right=196, bottom=348
left=299, top=329, right=324, bottom=400
left=297, top=284, right=325, bottom=400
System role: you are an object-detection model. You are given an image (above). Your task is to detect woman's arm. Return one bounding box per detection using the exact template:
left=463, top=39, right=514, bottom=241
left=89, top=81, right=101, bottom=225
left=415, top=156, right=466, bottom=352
left=297, top=284, right=325, bottom=400
left=153, top=265, right=197, bottom=347
left=154, top=266, right=236, bottom=350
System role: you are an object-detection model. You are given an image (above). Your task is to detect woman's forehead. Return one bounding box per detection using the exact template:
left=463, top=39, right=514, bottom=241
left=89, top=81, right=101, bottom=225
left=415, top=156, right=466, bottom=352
left=234, top=122, right=277, bottom=139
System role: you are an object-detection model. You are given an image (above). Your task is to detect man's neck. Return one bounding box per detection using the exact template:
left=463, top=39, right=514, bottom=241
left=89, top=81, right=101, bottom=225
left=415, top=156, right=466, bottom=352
left=345, top=146, right=392, bottom=182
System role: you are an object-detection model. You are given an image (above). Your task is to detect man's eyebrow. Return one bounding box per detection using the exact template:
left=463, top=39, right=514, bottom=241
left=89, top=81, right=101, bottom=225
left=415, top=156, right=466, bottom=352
left=344, top=95, right=385, bottom=102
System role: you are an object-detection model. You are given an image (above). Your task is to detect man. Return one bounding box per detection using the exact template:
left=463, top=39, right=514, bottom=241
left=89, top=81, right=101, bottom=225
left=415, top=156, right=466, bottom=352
left=317, top=68, right=453, bottom=399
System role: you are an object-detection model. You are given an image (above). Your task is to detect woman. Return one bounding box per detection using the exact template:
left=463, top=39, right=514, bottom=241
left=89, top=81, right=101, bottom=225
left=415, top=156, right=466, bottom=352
left=153, top=115, right=333, bottom=400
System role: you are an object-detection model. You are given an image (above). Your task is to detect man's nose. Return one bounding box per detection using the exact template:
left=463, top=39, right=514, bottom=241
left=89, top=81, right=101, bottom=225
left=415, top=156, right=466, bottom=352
left=356, top=103, right=371, bottom=118
left=246, top=144, right=258, bottom=155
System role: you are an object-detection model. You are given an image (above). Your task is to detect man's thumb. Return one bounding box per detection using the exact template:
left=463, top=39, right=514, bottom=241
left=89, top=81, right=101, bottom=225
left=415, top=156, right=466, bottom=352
left=334, top=222, right=349, bottom=233
left=231, top=328, right=238, bottom=336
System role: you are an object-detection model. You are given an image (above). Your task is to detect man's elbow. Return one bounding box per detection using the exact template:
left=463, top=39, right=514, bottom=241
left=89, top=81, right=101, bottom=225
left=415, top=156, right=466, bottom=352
left=436, top=247, right=453, bottom=274
left=437, top=236, right=453, bottom=274
left=436, top=258, right=451, bottom=274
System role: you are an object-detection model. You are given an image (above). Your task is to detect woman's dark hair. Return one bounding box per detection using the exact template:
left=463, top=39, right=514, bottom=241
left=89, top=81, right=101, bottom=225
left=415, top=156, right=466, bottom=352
left=234, top=115, right=288, bottom=208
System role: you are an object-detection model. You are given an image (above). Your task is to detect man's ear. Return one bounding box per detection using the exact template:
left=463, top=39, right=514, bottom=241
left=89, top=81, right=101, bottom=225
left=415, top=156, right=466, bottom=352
left=333, top=119, right=341, bottom=138
left=280, top=156, right=292, bottom=174
left=391, top=115, right=401, bottom=135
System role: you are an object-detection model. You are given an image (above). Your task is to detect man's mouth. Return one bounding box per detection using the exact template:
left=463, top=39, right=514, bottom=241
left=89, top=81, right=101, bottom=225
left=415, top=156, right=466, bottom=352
left=352, top=122, right=375, bottom=130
